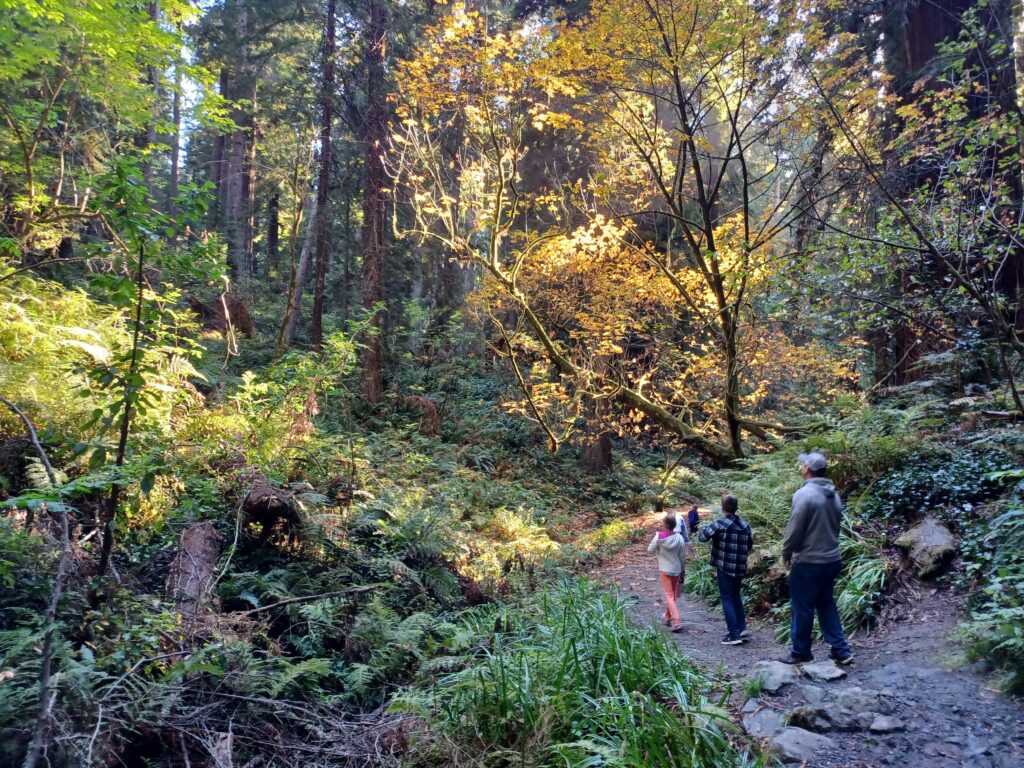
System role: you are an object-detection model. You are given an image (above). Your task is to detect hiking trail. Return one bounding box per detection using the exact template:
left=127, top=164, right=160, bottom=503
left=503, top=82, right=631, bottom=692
left=592, top=511, right=1024, bottom=767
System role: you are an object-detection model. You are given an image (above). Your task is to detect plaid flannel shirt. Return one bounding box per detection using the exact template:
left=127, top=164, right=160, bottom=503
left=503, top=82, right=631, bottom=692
left=698, top=515, right=754, bottom=577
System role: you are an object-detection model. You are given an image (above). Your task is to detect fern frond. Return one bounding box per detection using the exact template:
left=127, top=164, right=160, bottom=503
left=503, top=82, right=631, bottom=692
left=343, top=662, right=376, bottom=696
left=266, top=657, right=332, bottom=698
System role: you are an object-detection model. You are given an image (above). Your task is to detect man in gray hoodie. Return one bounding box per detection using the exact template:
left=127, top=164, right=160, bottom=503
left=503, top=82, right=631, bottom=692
left=779, top=452, right=854, bottom=665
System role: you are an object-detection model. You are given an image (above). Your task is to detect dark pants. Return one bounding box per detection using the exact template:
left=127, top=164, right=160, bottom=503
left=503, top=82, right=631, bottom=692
left=789, top=560, right=851, bottom=659
left=716, top=570, right=745, bottom=638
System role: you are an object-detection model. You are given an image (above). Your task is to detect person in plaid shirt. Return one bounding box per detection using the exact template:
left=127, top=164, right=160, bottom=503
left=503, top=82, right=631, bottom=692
left=698, top=494, right=754, bottom=645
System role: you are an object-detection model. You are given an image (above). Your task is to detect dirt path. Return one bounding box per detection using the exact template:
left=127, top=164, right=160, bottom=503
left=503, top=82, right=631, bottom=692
left=593, top=522, right=1024, bottom=767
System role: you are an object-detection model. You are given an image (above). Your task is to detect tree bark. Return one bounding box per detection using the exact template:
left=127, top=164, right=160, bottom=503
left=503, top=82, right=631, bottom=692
left=166, top=522, right=222, bottom=625
left=341, top=189, right=351, bottom=320
left=721, top=309, right=743, bottom=460
left=278, top=195, right=317, bottom=354
left=169, top=49, right=182, bottom=226
left=360, top=0, right=387, bottom=403
left=244, top=116, right=258, bottom=276
left=1015, top=0, right=1024, bottom=116
left=211, top=67, right=229, bottom=228
left=311, top=0, right=337, bottom=351
left=266, top=192, right=280, bottom=274
left=140, top=0, right=161, bottom=194
left=222, top=0, right=254, bottom=284
left=579, top=432, right=613, bottom=473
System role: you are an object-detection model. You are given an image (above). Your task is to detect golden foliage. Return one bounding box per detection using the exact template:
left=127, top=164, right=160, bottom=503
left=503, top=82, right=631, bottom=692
left=391, top=0, right=877, bottom=457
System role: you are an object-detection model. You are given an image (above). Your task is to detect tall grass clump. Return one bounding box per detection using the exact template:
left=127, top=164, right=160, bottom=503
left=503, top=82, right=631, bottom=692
left=397, top=579, right=765, bottom=768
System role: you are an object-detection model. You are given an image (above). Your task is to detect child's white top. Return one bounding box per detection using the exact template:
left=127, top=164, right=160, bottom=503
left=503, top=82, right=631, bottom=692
left=648, top=532, right=686, bottom=576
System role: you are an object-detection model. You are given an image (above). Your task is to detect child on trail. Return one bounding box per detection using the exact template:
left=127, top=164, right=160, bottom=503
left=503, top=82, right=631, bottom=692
left=698, top=494, right=754, bottom=645
left=648, top=513, right=690, bottom=632
left=687, top=505, right=700, bottom=534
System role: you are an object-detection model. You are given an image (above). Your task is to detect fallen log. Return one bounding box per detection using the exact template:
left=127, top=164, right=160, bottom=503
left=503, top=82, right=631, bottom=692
left=980, top=410, right=1023, bottom=422
left=166, top=521, right=223, bottom=622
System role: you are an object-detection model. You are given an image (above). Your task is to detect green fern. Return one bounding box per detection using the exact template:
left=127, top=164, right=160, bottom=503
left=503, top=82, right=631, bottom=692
left=24, top=457, right=67, bottom=489
left=342, top=662, right=376, bottom=697
left=263, top=657, right=333, bottom=698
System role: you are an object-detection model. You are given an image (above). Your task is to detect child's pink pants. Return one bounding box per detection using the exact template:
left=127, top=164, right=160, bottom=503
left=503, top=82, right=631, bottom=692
left=660, top=571, right=682, bottom=623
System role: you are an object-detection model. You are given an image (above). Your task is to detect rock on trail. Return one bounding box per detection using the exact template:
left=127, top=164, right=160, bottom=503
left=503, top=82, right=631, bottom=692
left=752, top=660, right=799, bottom=693
left=801, top=661, right=847, bottom=682
left=895, top=517, right=959, bottom=578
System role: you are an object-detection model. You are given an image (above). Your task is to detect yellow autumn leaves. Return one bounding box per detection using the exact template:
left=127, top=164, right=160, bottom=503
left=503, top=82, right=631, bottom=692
left=390, top=0, right=863, bottom=454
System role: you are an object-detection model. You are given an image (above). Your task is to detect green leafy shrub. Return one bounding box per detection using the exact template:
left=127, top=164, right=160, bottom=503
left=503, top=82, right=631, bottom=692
left=691, top=401, right=934, bottom=537
left=960, top=507, right=1024, bottom=693
left=0, top=277, right=130, bottom=434
left=860, top=450, right=1015, bottom=521
left=395, top=579, right=765, bottom=768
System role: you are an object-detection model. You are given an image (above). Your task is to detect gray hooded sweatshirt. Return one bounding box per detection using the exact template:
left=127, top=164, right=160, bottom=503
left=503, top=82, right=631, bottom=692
left=648, top=531, right=686, bottom=576
left=782, top=478, right=843, bottom=565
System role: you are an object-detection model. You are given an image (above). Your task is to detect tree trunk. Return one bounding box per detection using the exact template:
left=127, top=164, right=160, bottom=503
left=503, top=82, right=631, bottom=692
left=244, top=116, right=258, bottom=276
left=222, top=1, right=254, bottom=284
left=721, top=309, right=744, bottom=460
left=311, top=0, right=337, bottom=351
left=224, top=123, right=248, bottom=280
left=360, top=0, right=387, bottom=404
left=341, top=190, right=351, bottom=320
left=1015, top=0, right=1024, bottom=115
left=266, top=192, right=280, bottom=274
left=167, top=522, right=222, bottom=626
left=579, top=432, right=613, bottom=473
left=211, top=67, right=229, bottom=228
left=169, top=49, right=182, bottom=226
left=278, top=195, right=317, bottom=354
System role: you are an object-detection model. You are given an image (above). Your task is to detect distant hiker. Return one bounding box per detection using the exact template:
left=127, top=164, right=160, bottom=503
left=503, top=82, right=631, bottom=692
left=648, top=513, right=690, bottom=632
left=698, top=494, right=754, bottom=645
left=780, top=452, right=854, bottom=666
left=687, top=505, right=700, bottom=534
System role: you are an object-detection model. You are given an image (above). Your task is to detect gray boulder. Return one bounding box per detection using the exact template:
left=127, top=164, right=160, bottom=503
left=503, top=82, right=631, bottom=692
left=787, top=705, right=832, bottom=732
left=769, top=727, right=833, bottom=763
left=742, top=701, right=783, bottom=738
left=752, top=660, right=799, bottom=694
left=895, top=517, right=958, bottom=578
left=802, top=661, right=847, bottom=682
left=869, top=715, right=905, bottom=733
left=801, top=684, right=826, bottom=706
left=824, top=686, right=896, bottom=731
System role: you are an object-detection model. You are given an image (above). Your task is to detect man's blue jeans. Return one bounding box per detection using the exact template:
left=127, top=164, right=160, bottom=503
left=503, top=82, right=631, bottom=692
left=789, top=559, right=852, bottom=659
left=716, top=570, right=745, bottom=639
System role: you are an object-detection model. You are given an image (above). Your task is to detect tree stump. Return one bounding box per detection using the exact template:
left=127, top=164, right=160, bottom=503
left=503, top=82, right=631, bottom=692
left=579, top=433, right=613, bottom=473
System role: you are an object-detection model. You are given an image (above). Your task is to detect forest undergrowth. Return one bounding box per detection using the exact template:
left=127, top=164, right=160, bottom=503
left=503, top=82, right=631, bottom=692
left=0, top=270, right=669, bottom=766
left=2, top=268, right=1022, bottom=766
left=4, top=1, right=1024, bottom=763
